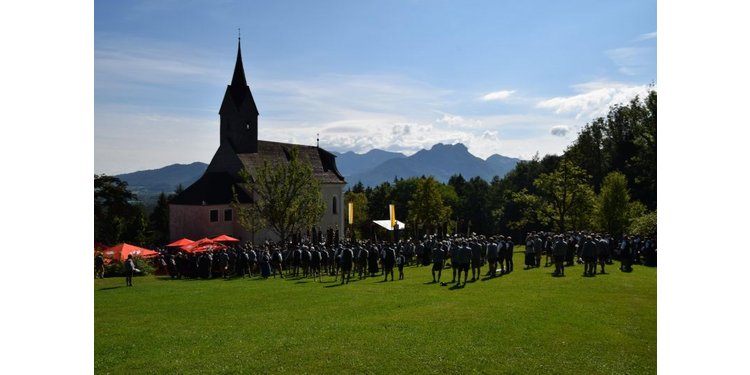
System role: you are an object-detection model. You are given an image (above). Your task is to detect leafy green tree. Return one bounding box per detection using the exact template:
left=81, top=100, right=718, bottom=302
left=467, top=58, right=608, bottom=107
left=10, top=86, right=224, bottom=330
left=594, top=171, right=631, bottom=238
left=408, top=177, right=452, bottom=237
left=507, top=188, right=552, bottom=231
left=344, top=190, right=369, bottom=240
left=629, top=210, right=657, bottom=239
left=235, top=146, right=325, bottom=243
left=366, top=182, right=392, bottom=222
left=568, top=184, right=596, bottom=231
left=533, top=159, right=591, bottom=232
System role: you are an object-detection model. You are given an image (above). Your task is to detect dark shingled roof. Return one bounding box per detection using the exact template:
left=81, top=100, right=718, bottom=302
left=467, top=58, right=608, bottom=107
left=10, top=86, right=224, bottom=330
left=170, top=172, right=252, bottom=205
left=237, top=141, right=346, bottom=185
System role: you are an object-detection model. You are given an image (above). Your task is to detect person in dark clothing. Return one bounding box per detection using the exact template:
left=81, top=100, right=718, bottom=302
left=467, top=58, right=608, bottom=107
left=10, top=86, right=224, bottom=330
left=457, top=242, right=472, bottom=286
left=94, top=253, right=105, bottom=279
left=357, top=246, right=369, bottom=279
left=397, top=251, right=405, bottom=280
left=383, top=245, right=396, bottom=282
left=368, top=245, right=380, bottom=277
left=218, top=250, right=230, bottom=279
left=582, top=236, right=598, bottom=276
left=271, top=249, right=284, bottom=278
left=167, top=254, right=177, bottom=279
left=619, top=236, right=632, bottom=272
left=260, top=250, right=271, bottom=278
left=340, top=246, right=354, bottom=284
left=470, top=240, right=483, bottom=281
left=553, top=235, right=567, bottom=277
left=596, top=236, right=609, bottom=274
left=524, top=234, right=535, bottom=270
left=431, top=244, right=445, bottom=283
left=450, top=243, right=460, bottom=283
left=505, top=237, right=514, bottom=273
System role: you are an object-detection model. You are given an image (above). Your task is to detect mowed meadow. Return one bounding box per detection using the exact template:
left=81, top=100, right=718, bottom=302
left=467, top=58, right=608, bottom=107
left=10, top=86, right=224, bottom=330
left=95, top=250, right=656, bottom=374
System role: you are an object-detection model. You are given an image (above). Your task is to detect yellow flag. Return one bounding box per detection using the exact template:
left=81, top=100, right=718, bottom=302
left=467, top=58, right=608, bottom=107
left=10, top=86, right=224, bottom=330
left=348, top=202, right=354, bottom=225
left=389, top=204, right=396, bottom=229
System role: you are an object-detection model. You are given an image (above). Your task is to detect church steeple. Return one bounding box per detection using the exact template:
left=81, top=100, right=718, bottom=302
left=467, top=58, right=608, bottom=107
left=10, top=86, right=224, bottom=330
left=231, top=39, right=247, bottom=88
left=219, top=37, right=259, bottom=153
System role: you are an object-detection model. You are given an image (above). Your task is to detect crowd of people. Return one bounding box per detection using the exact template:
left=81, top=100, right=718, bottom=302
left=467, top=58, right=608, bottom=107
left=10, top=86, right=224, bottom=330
left=101, top=232, right=655, bottom=287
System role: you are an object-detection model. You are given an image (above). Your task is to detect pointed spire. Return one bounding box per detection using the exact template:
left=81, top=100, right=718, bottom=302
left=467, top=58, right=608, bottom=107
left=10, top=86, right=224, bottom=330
left=231, top=37, right=248, bottom=88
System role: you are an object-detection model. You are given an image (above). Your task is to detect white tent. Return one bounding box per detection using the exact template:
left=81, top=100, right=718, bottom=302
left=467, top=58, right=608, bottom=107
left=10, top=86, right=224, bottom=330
left=372, top=220, right=406, bottom=231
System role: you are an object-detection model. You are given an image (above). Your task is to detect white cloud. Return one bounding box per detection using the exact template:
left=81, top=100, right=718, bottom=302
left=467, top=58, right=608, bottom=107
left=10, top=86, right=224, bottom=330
left=634, top=31, right=657, bottom=42
left=480, top=90, right=516, bottom=101
left=536, top=81, right=652, bottom=120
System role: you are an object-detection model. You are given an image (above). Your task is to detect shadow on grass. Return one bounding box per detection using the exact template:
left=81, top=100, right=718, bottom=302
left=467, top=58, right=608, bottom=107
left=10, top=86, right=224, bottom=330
left=448, top=283, right=464, bottom=291
left=325, top=283, right=345, bottom=288
left=98, top=286, right=126, bottom=291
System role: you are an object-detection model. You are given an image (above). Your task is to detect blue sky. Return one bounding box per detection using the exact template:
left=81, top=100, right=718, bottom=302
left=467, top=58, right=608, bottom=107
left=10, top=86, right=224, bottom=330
left=95, top=0, right=655, bottom=175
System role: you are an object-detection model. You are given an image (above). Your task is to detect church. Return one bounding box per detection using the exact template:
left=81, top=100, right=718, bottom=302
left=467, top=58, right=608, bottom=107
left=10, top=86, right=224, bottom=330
left=169, top=40, right=346, bottom=243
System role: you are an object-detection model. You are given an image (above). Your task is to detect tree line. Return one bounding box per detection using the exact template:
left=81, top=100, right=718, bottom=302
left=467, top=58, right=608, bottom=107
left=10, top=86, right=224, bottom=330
left=95, top=90, right=656, bottom=247
left=346, top=90, right=657, bottom=242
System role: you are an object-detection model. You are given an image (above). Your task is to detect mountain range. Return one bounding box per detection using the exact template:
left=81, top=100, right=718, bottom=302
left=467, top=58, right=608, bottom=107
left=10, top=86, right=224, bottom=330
left=114, top=143, right=520, bottom=204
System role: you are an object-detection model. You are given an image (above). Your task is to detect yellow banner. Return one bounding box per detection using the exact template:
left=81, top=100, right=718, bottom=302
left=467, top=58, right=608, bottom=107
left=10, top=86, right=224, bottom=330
left=389, top=204, right=396, bottom=229
left=348, top=202, right=354, bottom=224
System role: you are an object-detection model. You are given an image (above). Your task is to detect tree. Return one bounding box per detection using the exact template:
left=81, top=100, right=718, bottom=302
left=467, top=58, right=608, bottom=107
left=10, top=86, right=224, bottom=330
left=344, top=190, right=369, bottom=240
left=594, top=171, right=631, bottom=238
left=235, top=146, right=325, bottom=243
left=629, top=210, right=657, bottom=239
left=148, top=192, right=170, bottom=246
left=95, top=174, right=140, bottom=245
left=408, top=177, right=452, bottom=237
left=533, top=159, right=591, bottom=232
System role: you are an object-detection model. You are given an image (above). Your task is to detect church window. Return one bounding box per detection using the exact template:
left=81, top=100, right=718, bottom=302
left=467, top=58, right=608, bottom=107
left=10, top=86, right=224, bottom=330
left=210, top=209, right=219, bottom=222
left=332, top=196, right=338, bottom=215
left=224, top=209, right=233, bottom=221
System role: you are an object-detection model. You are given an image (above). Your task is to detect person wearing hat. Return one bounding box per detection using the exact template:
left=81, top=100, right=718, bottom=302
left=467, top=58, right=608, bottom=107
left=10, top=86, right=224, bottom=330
left=124, top=254, right=135, bottom=287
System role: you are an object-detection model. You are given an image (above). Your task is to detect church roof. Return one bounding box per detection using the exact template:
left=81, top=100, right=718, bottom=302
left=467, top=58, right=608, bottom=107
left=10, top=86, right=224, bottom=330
left=170, top=172, right=252, bottom=205
left=237, top=141, right=346, bottom=185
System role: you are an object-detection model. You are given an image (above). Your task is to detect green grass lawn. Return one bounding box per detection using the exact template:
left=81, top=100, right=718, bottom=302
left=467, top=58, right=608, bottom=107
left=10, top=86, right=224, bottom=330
left=95, top=250, right=656, bottom=374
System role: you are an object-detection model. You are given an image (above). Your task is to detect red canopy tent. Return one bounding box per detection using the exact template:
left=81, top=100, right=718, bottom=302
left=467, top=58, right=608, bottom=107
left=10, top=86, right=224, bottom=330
left=102, top=243, right=159, bottom=261
left=211, top=234, right=240, bottom=243
left=166, top=238, right=194, bottom=247
left=180, top=238, right=227, bottom=253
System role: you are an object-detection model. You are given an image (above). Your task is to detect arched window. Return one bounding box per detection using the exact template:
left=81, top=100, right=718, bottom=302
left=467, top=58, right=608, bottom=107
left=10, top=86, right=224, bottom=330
left=332, top=196, right=338, bottom=215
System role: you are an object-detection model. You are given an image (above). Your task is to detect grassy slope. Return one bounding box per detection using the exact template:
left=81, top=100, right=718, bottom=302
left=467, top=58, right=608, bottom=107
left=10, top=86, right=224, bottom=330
left=95, top=250, right=656, bottom=374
